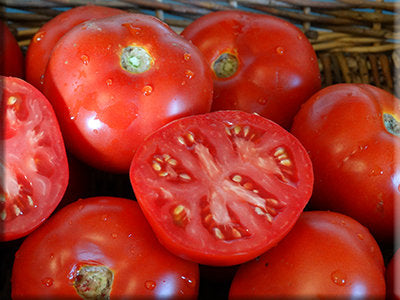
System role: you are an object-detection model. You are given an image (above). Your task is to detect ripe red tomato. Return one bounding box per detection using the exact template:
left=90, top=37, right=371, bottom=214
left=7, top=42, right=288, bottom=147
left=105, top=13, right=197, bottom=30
left=229, top=211, right=386, bottom=299
left=1, top=76, right=68, bottom=241
left=0, top=21, right=24, bottom=78
left=12, top=197, right=200, bottom=299
left=43, top=13, right=213, bottom=173
left=181, top=10, right=321, bottom=129
left=25, top=4, right=125, bottom=90
left=129, top=110, right=313, bottom=266
left=386, top=249, right=400, bottom=300
left=291, top=83, right=400, bottom=244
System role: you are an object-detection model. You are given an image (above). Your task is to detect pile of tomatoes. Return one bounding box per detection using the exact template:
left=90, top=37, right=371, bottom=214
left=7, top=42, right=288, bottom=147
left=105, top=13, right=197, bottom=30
left=1, top=5, right=399, bottom=299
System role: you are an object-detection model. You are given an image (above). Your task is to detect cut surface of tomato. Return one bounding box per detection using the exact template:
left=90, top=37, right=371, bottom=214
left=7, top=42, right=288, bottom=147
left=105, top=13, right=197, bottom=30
left=1, top=76, right=68, bottom=241
left=130, top=110, right=313, bottom=266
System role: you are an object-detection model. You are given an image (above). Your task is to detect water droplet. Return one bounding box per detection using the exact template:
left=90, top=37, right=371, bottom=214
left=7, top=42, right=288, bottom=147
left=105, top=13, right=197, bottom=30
left=145, top=280, right=156, bottom=290
left=297, top=35, right=303, bottom=40
left=41, top=277, right=54, bottom=287
left=257, top=98, right=267, bottom=105
left=276, top=46, right=285, bottom=55
left=331, top=270, right=347, bottom=286
left=106, top=79, right=113, bottom=86
left=49, top=253, right=55, bottom=259
left=40, top=74, right=45, bottom=85
left=80, top=55, right=89, bottom=65
left=184, top=53, right=191, bottom=61
left=34, top=31, right=45, bottom=43
left=93, top=129, right=98, bottom=134
left=102, top=214, right=109, bottom=221
left=128, top=233, right=134, bottom=238
left=111, top=233, right=118, bottom=239
left=181, top=275, right=196, bottom=287
left=70, top=116, right=76, bottom=121
left=142, top=85, right=153, bottom=96
left=357, top=233, right=364, bottom=240
left=185, top=70, right=194, bottom=79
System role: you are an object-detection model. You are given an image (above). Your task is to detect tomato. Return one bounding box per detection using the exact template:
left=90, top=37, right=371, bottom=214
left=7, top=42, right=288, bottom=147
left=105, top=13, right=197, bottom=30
left=291, top=83, right=400, bottom=244
left=229, top=211, right=386, bottom=299
left=25, top=4, right=125, bottom=90
left=43, top=13, right=213, bottom=173
left=0, top=21, right=24, bottom=78
left=129, top=110, right=313, bottom=266
left=0, top=76, right=68, bottom=241
left=386, top=249, right=400, bottom=300
left=181, top=10, right=321, bottom=129
left=11, top=196, right=200, bottom=299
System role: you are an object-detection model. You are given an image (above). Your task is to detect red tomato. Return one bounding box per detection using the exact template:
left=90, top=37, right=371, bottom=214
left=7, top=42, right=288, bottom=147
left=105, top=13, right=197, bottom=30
left=0, top=76, right=68, bottom=241
left=43, top=13, right=213, bottom=173
left=229, top=211, right=386, bottom=299
left=11, top=196, right=200, bottom=299
left=181, top=10, right=321, bottom=129
left=291, top=83, right=400, bottom=244
left=0, top=21, right=24, bottom=78
left=25, top=4, right=125, bottom=90
left=386, top=249, right=400, bottom=300
left=129, top=110, right=313, bottom=266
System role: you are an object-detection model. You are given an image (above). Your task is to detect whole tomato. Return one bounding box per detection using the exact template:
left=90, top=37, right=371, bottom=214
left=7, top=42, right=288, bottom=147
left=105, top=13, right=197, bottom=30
left=43, top=13, right=213, bottom=173
left=0, top=21, right=24, bottom=78
left=229, top=211, right=386, bottom=299
left=291, top=83, right=400, bottom=244
left=181, top=10, right=321, bottom=129
left=25, top=4, right=125, bottom=90
left=12, top=197, right=200, bottom=299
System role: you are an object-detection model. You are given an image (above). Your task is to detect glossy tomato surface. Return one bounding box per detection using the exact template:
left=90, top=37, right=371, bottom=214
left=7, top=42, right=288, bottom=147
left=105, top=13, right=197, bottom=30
left=229, top=211, right=386, bottom=299
left=386, top=248, right=400, bottom=300
left=0, top=21, right=24, bottom=78
left=291, top=83, right=400, bottom=244
left=25, top=4, right=125, bottom=90
left=1, top=76, right=68, bottom=241
left=43, top=13, right=213, bottom=173
left=181, top=10, right=321, bottom=129
left=130, top=110, right=314, bottom=266
left=12, top=197, right=200, bottom=299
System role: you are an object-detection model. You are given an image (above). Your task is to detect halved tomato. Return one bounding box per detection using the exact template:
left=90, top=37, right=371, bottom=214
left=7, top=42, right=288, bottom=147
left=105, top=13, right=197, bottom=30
left=1, top=76, right=68, bottom=241
left=129, top=110, right=313, bottom=266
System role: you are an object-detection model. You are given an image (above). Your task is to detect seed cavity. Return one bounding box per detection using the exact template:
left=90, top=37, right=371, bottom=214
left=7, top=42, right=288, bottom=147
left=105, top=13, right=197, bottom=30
left=171, top=204, right=189, bottom=227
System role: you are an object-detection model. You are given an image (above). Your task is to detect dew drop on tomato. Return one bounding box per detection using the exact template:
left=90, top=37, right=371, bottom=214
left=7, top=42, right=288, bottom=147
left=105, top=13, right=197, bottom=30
left=41, top=277, right=54, bottom=287
left=331, top=270, right=347, bottom=286
left=275, top=46, right=285, bottom=55
left=145, top=280, right=156, bottom=290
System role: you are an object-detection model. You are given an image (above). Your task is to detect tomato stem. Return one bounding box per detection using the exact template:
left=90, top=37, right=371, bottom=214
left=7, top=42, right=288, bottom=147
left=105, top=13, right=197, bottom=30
left=121, top=46, right=152, bottom=73
left=383, top=113, right=400, bottom=136
left=212, top=52, right=238, bottom=79
left=74, top=265, right=113, bottom=299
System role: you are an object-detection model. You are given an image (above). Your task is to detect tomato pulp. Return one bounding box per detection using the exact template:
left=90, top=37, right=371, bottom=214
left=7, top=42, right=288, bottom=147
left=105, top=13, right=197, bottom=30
left=130, top=110, right=313, bottom=266
left=1, top=76, right=68, bottom=241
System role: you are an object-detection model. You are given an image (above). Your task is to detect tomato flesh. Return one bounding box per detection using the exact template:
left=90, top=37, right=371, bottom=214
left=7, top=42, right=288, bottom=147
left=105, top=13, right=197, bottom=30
left=1, top=76, right=68, bottom=241
left=130, top=110, right=313, bottom=266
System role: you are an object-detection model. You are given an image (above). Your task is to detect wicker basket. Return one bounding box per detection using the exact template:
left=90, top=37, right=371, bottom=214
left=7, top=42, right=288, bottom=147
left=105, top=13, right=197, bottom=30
left=0, top=0, right=398, bottom=299
left=1, top=0, right=399, bottom=95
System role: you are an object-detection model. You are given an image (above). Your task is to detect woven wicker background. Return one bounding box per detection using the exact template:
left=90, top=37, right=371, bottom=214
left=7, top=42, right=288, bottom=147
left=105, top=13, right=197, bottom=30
left=0, top=0, right=399, bottom=95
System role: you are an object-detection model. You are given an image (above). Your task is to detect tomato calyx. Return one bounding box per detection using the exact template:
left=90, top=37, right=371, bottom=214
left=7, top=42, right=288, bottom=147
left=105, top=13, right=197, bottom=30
left=73, top=265, right=114, bottom=299
left=212, top=52, right=239, bottom=79
left=120, top=46, right=153, bottom=73
left=383, top=113, right=400, bottom=136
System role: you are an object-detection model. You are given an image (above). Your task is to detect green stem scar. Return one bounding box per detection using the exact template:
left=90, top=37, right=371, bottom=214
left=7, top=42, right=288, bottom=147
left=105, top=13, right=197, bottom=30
left=74, top=265, right=114, bottom=300
left=121, top=46, right=153, bottom=73
left=212, top=52, right=239, bottom=79
left=383, top=113, right=400, bottom=137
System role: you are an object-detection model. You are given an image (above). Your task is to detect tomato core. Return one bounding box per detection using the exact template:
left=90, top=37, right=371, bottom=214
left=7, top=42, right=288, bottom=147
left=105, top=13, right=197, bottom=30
left=73, top=265, right=114, bottom=299
left=212, top=52, right=238, bottom=78
left=120, top=46, right=153, bottom=73
left=383, top=113, right=400, bottom=136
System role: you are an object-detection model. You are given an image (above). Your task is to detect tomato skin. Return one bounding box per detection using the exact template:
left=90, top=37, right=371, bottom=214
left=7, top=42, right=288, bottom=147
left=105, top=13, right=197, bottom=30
left=43, top=13, right=213, bottom=173
left=229, top=211, right=386, bottom=299
left=181, top=10, right=321, bottom=129
left=130, top=110, right=313, bottom=266
left=0, top=21, right=24, bottom=78
left=386, top=249, right=400, bottom=300
left=291, top=83, right=400, bottom=244
left=1, top=76, right=68, bottom=241
left=11, top=196, right=200, bottom=299
left=25, top=5, right=125, bottom=90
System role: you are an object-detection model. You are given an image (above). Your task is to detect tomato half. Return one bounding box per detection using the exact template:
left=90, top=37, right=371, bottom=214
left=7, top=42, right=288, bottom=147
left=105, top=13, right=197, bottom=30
left=291, top=83, right=400, bottom=244
left=25, top=4, right=125, bottom=90
left=43, top=13, right=213, bottom=173
left=11, top=197, right=200, bottom=299
left=129, top=110, right=314, bottom=266
left=229, top=211, right=386, bottom=299
left=0, top=21, right=24, bottom=78
left=1, top=76, right=68, bottom=241
left=181, top=10, right=321, bottom=129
